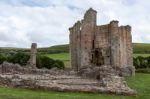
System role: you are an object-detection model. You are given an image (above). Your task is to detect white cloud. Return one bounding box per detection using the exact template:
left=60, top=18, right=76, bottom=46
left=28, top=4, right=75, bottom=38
left=0, top=0, right=149, bottom=48
left=0, top=5, right=82, bottom=48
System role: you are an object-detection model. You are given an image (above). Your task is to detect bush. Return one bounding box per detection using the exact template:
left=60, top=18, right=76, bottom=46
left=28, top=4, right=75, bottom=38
left=134, top=56, right=150, bottom=69
left=38, top=56, right=55, bottom=69
left=8, top=52, right=30, bottom=66
left=0, top=53, right=65, bottom=70
left=36, top=56, right=65, bottom=69
left=0, top=54, right=6, bottom=64
left=53, top=60, right=65, bottom=69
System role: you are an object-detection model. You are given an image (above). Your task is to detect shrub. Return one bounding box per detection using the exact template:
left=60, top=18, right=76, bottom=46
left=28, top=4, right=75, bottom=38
left=36, top=56, right=65, bottom=69
left=38, top=56, right=55, bottom=69
left=0, top=53, right=65, bottom=70
left=53, top=60, right=65, bottom=69
left=134, top=56, right=150, bottom=69
left=0, top=54, right=6, bottom=64
left=7, top=52, right=30, bottom=66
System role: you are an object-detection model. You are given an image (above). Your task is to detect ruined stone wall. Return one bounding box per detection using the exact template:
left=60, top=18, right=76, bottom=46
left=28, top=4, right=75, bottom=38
left=109, top=21, right=120, bottom=68
left=119, top=26, right=133, bottom=71
left=95, top=25, right=111, bottom=65
left=80, top=8, right=97, bottom=67
left=28, top=43, right=37, bottom=68
left=119, top=26, right=127, bottom=67
left=69, top=8, right=97, bottom=69
left=95, top=25, right=109, bottom=48
left=76, top=21, right=81, bottom=70
left=69, top=25, right=77, bottom=70
left=69, top=28, right=74, bottom=69
left=125, top=26, right=133, bottom=67
left=69, top=21, right=81, bottom=71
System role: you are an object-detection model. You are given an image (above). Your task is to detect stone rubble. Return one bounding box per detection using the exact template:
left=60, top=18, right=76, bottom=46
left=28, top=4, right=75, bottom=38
left=0, top=62, right=136, bottom=96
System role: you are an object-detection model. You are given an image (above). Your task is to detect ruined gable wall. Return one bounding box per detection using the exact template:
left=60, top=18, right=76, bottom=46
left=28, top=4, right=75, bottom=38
left=69, top=21, right=81, bottom=71
left=69, top=24, right=77, bottom=70
left=125, top=26, right=133, bottom=67
left=80, top=8, right=97, bottom=67
left=109, top=21, right=121, bottom=68
left=95, top=24, right=111, bottom=65
left=119, top=26, right=127, bottom=67
left=75, top=21, right=81, bottom=70
left=119, top=26, right=133, bottom=68
left=95, top=25, right=110, bottom=48
left=69, top=27, right=75, bottom=69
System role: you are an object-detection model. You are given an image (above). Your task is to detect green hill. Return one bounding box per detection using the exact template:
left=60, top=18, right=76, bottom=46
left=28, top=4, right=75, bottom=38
left=0, top=44, right=69, bottom=54
left=0, top=43, right=150, bottom=54
left=133, top=43, right=150, bottom=54
left=40, top=43, right=150, bottom=54
left=38, top=44, right=69, bottom=54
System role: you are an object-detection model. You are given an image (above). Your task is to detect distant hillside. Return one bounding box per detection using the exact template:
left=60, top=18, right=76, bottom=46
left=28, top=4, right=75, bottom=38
left=133, top=43, right=150, bottom=54
left=38, top=44, right=69, bottom=54
left=0, top=44, right=69, bottom=54
left=0, top=43, right=150, bottom=54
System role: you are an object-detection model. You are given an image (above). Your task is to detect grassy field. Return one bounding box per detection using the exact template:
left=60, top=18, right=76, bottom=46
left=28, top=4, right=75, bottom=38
left=133, top=54, right=150, bottom=57
left=46, top=53, right=70, bottom=68
left=0, top=73, right=149, bottom=99
left=46, top=53, right=150, bottom=67
left=0, top=43, right=150, bottom=55
left=133, top=43, right=150, bottom=54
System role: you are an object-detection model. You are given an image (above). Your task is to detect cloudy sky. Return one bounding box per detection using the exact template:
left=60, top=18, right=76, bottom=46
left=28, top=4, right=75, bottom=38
left=0, top=0, right=149, bottom=48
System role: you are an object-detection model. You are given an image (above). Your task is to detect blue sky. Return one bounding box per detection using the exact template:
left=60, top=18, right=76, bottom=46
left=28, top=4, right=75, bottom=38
left=0, top=0, right=149, bottom=48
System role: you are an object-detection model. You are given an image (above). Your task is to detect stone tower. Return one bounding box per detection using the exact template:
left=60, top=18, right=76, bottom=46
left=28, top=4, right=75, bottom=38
left=69, top=8, right=135, bottom=76
left=28, top=43, right=37, bottom=68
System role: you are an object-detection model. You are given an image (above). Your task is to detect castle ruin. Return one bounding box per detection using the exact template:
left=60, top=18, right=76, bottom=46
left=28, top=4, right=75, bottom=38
left=0, top=8, right=136, bottom=95
left=69, top=8, right=134, bottom=76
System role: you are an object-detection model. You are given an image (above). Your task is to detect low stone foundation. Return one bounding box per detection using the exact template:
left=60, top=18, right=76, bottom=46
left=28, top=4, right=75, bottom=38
left=0, top=62, right=136, bottom=96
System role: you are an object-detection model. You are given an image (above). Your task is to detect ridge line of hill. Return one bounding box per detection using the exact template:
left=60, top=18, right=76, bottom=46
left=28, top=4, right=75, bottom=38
left=0, top=43, right=150, bottom=54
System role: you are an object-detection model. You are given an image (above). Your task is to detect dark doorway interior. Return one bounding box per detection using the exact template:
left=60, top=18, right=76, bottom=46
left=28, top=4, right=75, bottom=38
left=92, top=48, right=104, bottom=65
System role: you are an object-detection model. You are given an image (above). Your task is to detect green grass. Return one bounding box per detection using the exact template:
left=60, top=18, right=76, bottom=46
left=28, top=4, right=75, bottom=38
left=125, top=73, right=150, bottom=99
left=46, top=53, right=70, bottom=68
left=46, top=53, right=150, bottom=60
left=0, top=73, right=150, bottom=99
left=46, top=53, right=70, bottom=61
left=133, top=54, right=150, bottom=57
left=133, top=43, right=150, bottom=54
left=1, top=43, right=150, bottom=54
left=46, top=53, right=150, bottom=67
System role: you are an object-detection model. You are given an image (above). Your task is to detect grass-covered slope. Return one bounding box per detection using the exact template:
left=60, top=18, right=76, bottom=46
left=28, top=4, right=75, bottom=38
left=38, top=44, right=69, bottom=54
left=0, top=73, right=150, bottom=99
left=46, top=53, right=70, bottom=68
left=133, top=43, right=150, bottom=54
left=0, top=43, right=150, bottom=54
left=0, top=44, right=69, bottom=54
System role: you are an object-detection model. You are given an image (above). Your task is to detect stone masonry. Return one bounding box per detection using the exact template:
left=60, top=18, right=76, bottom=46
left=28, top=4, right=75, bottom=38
left=28, top=43, right=37, bottom=68
left=69, top=8, right=135, bottom=76
left=0, top=62, right=136, bottom=95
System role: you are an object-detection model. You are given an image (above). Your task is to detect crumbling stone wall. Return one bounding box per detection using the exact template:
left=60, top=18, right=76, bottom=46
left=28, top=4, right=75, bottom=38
left=0, top=62, right=136, bottom=96
left=69, top=8, right=135, bottom=76
left=28, top=43, right=37, bottom=68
